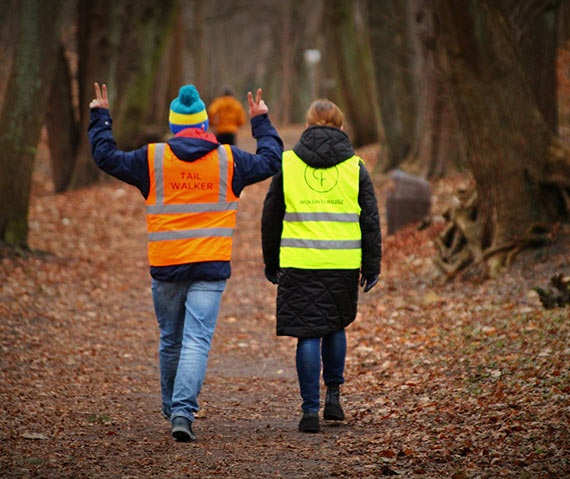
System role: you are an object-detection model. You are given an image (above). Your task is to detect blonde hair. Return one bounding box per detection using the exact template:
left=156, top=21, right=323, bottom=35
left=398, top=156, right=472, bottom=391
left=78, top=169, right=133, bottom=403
left=305, top=99, right=344, bottom=128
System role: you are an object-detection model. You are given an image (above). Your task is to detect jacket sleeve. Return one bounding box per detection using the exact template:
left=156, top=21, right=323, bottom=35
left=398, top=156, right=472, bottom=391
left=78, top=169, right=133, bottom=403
left=261, top=172, right=285, bottom=269
left=358, top=162, right=382, bottom=275
left=88, top=107, right=150, bottom=198
left=231, top=114, right=284, bottom=196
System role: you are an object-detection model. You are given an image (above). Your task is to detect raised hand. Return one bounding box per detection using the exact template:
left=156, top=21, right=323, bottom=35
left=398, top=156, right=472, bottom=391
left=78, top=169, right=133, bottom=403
left=89, top=82, right=109, bottom=109
left=247, top=88, right=268, bottom=118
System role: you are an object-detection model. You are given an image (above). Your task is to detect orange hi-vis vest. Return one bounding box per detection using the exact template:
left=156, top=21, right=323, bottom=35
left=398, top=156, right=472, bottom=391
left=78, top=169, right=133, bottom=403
left=145, top=143, right=239, bottom=267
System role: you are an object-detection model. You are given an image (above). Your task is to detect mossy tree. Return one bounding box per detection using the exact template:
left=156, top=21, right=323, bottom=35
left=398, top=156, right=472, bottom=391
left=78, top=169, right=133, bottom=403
left=323, top=0, right=382, bottom=147
left=0, top=0, right=63, bottom=247
left=66, top=0, right=178, bottom=189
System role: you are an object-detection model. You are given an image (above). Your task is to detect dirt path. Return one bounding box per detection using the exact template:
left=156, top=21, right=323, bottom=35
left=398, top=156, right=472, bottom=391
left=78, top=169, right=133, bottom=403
left=1, top=125, right=569, bottom=478
left=2, top=126, right=365, bottom=478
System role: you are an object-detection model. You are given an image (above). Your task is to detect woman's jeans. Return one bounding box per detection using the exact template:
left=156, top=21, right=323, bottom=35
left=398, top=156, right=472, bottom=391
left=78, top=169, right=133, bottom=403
left=296, top=329, right=346, bottom=412
left=152, top=278, right=226, bottom=423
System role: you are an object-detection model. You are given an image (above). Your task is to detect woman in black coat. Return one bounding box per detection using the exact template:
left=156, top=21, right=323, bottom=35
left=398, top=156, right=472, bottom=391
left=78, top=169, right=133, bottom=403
left=262, top=99, right=382, bottom=433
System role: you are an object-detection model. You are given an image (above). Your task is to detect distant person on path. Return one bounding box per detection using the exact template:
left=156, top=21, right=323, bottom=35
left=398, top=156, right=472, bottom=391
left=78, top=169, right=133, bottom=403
left=207, top=86, right=246, bottom=145
left=88, top=82, right=283, bottom=442
left=261, top=99, right=381, bottom=433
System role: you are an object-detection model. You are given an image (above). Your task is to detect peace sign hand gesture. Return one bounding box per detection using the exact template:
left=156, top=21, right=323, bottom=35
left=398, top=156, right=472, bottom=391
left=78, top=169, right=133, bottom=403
left=248, top=88, right=268, bottom=118
left=89, top=82, right=109, bottom=109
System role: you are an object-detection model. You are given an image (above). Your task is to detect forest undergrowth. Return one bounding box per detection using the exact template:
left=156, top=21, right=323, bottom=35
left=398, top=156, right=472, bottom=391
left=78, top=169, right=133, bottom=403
left=0, top=129, right=568, bottom=478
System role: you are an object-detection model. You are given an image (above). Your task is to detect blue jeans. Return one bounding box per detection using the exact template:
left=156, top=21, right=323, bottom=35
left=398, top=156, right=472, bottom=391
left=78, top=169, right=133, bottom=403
left=296, top=329, right=346, bottom=413
left=152, top=278, right=226, bottom=423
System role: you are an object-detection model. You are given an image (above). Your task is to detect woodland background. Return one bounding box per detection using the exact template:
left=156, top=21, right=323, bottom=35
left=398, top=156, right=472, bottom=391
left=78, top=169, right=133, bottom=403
left=0, top=0, right=569, bottom=478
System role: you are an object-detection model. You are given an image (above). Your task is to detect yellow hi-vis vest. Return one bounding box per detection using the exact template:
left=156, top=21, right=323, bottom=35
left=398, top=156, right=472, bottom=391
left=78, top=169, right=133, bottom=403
left=145, top=143, right=239, bottom=267
left=280, top=150, right=362, bottom=269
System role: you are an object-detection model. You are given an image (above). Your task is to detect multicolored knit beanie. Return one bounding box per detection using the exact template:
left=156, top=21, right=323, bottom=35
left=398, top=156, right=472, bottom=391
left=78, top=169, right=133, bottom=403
left=169, top=85, right=209, bottom=134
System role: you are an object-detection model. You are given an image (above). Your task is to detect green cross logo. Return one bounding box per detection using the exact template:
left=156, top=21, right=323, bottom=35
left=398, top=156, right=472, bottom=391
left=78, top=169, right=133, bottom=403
left=304, top=165, right=339, bottom=193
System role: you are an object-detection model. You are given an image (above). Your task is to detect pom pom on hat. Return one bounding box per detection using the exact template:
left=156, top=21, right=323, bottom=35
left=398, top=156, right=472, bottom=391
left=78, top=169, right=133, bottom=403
left=179, top=85, right=201, bottom=108
left=169, top=84, right=209, bottom=134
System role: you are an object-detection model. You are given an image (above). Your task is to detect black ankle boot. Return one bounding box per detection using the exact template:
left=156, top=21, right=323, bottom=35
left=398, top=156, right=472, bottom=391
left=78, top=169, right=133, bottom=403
left=323, top=384, right=345, bottom=420
left=298, top=411, right=320, bottom=433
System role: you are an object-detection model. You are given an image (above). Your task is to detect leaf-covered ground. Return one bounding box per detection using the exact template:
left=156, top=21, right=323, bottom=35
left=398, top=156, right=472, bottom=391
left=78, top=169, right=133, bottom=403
left=1, top=127, right=568, bottom=478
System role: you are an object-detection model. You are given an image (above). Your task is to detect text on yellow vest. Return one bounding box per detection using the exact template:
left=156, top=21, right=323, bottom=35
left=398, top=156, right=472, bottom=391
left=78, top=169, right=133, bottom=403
left=280, top=150, right=362, bottom=269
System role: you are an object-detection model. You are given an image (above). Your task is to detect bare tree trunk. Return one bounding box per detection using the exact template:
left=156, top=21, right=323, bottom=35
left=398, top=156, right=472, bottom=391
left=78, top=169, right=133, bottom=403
left=368, top=0, right=418, bottom=170
left=560, top=0, right=570, bottom=43
left=46, top=44, right=78, bottom=193
left=277, top=0, right=293, bottom=125
left=324, top=0, right=382, bottom=147
left=508, top=0, right=560, bottom=132
left=434, top=0, right=570, bottom=277
left=441, top=0, right=547, bottom=243
left=163, top=10, right=185, bottom=126
left=67, top=0, right=177, bottom=189
left=112, top=0, right=178, bottom=149
left=0, top=0, right=62, bottom=246
left=403, top=0, right=467, bottom=179
left=0, top=0, right=19, bottom=112
left=275, top=0, right=311, bottom=125
left=191, top=0, right=207, bottom=95
left=143, top=3, right=184, bottom=141
left=68, top=0, right=121, bottom=190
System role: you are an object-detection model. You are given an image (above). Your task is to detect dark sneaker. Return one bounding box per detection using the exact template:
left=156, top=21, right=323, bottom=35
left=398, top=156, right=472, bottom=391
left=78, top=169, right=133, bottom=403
left=171, top=416, right=197, bottom=442
left=298, top=411, right=320, bottom=433
left=323, top=385, right=345, bottom=421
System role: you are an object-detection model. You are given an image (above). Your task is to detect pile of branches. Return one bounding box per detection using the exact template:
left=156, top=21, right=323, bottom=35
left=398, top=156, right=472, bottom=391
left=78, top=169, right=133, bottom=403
left=433, top=188, right=558, bottom=279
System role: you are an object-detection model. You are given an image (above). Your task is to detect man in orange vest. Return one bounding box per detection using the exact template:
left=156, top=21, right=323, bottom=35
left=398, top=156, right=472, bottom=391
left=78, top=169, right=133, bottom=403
left=207, top=85, right=246, bottom=145
left=88, top=82, right=283, bottom=442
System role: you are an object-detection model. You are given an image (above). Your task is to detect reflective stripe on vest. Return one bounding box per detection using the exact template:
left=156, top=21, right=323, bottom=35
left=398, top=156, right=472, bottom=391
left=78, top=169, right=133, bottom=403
left=280, top=150, right=362, bottom=269
left=145, top=143, right=239, bottom=266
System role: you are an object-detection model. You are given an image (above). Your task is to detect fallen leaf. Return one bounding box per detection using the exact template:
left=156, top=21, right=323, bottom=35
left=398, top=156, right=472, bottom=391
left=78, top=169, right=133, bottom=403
left=22, top=432, right=48, bottom=440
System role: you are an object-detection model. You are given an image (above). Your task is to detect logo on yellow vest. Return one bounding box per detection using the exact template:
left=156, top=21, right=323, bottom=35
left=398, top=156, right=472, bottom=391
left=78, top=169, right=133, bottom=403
left=304, top=165, right=339, bottom=193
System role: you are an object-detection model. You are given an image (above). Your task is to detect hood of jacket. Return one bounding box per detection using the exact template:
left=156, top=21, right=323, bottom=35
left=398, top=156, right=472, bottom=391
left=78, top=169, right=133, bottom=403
left=292, top=125, right=354, bottom=168
left=167, top=127, right=220, bottom=162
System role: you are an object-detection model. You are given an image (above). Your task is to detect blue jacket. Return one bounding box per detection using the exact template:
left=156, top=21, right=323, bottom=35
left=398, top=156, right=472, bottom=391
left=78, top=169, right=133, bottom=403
left=88, top=107, right=283, bottom=282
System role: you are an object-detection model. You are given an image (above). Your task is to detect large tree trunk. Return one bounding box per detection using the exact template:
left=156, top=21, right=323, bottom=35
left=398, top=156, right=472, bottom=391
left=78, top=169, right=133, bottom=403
left=0, top=0, right=62, bottom=247
left=274, top=0, right=316, bottom=125
left=434, top=0, right=570, bottom=278
left=324, top=0, right=382, bottom=147
left=560, top=0, right=570, bottom=42
left=190, top=0, right=207, bottom=95
left=148, top=7, right=184, bottom=131
left=276, top=0, right=294, bottom=126
left=0, top=0, right=20, bottom=112
left=67, top=0, right=177, bottom=189
left=67, top=0, right=122, bottom=190
left=368, top=0, right=418, bottom=170
left=46, top=43, right=78, bottom=193
left=111, top=0, right=178, bottom=149
left=509, top=0, right=560, bottom=133
left=402, top=0, right=467, bottom=179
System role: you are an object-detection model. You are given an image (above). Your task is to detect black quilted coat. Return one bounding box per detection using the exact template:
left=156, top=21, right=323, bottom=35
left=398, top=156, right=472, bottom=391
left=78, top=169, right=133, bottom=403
left=261, top=125, right=382, bottom=338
